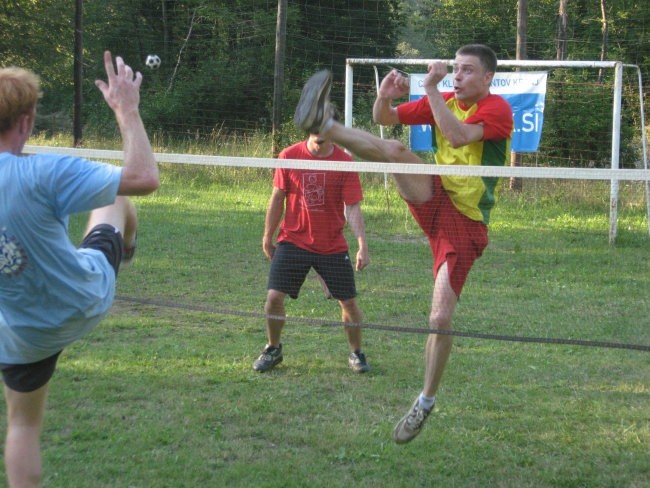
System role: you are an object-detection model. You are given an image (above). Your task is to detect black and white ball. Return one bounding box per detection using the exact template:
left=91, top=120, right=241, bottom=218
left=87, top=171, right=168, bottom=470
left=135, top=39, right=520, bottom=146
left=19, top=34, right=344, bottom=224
left=145, top=54, right=161, bottom=70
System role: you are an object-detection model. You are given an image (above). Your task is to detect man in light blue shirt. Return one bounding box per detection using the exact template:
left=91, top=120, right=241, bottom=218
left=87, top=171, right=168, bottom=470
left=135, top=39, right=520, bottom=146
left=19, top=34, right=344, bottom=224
left=0, top=51, right=159, bottom=487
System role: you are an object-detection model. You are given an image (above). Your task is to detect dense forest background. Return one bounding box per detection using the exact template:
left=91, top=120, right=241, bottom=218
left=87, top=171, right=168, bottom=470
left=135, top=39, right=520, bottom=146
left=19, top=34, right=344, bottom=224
left=1, top=0, right=648, bottom=167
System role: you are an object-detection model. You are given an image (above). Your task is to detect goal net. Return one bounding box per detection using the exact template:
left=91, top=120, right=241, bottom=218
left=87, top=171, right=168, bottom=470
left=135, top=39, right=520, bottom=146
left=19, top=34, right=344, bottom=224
left=343, top=58, right=650, bottom=244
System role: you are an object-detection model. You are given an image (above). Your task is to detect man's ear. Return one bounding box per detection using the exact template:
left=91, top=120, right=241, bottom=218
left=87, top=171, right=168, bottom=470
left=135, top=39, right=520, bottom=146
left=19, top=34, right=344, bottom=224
left=18, top=111, right=35, bottom=136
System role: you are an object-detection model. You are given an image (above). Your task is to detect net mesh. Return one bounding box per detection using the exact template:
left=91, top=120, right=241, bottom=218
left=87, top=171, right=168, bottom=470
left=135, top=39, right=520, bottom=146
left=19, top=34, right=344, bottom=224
left=23, top=145, right=650, bottom=351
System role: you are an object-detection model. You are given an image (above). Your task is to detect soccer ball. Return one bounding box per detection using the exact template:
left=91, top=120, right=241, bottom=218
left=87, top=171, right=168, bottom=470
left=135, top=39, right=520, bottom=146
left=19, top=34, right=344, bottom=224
left=145, top=54, right=161, bottom=70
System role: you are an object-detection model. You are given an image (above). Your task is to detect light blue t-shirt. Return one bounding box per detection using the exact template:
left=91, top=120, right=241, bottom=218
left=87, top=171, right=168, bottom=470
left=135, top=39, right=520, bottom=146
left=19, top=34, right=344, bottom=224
left=0, top=152, right=123, bottom=364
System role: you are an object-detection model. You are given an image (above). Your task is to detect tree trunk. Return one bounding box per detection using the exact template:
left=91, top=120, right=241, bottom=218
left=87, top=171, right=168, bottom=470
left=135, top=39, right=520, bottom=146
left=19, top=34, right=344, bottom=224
left=162, top=0, right=169, bottom=62
left=510, top=0, right=528, bottom=192
left=272, top=0, right=288, bottom=158
left=73, top=0, right=83, bottom=147
left=598, top=0, right=609, bottom=82
left=556, top=0, right=568, bottom=61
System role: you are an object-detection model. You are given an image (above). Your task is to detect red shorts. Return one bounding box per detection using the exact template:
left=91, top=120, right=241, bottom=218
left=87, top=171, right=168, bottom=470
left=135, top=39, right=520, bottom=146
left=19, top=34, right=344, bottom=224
left=407, top=176, right=488, bottom=297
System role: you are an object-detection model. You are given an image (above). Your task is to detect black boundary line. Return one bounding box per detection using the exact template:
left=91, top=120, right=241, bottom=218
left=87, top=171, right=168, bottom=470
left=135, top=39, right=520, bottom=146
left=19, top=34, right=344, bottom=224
left=115, top=295, right=650, bottom=352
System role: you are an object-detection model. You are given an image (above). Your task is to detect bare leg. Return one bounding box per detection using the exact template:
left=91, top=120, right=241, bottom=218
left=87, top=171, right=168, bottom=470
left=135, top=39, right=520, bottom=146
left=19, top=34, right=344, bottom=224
left=4, top=384, right=49, bottom=488
left=423, top=262, right=457, bottom=397
left=392, top=265, right=457, bottom=444
left=339, top=298, right=362, bottom=352
left=264, top=289, right=286, bottom=348
left=84, top=196, right=137, bottom=244
left=324, top=122, right=434, bottom=204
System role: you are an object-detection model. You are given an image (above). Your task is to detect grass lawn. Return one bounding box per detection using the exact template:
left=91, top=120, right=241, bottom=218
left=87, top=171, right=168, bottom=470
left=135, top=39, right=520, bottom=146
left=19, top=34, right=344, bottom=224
left=1, top=165, right=648, bottom=487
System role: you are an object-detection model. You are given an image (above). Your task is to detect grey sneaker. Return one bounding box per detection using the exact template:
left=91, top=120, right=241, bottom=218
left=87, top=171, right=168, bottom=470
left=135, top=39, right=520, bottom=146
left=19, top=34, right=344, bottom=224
left=392, top=397, right=433, bottom=444
left=348, top=350, right=370, bottom=373
left=253, top=344, right=283, bottom=372
left=294, top=69, right=333, bottom=135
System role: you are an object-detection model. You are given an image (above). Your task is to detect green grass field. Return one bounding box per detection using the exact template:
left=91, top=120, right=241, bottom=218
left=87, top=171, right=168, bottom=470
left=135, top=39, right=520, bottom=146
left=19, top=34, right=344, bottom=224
left=2, top=164, right=649, bottom=487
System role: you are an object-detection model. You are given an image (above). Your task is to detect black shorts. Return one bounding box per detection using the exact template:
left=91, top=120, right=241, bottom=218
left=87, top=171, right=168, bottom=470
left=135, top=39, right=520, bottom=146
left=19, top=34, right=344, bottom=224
left=1, top=351, right=62, bottom=393
left=268, top=241, right=356, bottom=300
left=80, top=223, right=123, bottom=275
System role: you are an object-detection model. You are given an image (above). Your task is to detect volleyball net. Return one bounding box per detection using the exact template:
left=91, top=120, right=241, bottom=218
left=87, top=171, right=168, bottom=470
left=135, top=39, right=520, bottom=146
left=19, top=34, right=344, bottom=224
left=22, top=145, right=650, bottom=351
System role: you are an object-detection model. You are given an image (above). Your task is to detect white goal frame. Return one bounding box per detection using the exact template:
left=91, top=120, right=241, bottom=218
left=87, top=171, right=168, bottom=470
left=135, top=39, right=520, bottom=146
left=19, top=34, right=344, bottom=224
left=344, top=58, right=650, bottom=244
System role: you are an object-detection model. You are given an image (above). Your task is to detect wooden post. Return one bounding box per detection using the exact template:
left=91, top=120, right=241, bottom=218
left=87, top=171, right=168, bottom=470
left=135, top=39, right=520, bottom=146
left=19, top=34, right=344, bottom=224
left=556, top=0, right=568, bottom=61
left=510, top=0, right=528, bottom=191
left=271, top=0, right=288, bottom=158
left=598, top=0, right=609, bottom=83
left=73, top=0, right=83, bottom=147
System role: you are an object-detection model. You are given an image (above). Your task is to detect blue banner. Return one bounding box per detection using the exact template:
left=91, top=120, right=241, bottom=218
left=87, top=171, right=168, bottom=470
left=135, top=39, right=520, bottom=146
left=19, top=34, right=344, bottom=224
left=409, top=72, right=547, bottom=153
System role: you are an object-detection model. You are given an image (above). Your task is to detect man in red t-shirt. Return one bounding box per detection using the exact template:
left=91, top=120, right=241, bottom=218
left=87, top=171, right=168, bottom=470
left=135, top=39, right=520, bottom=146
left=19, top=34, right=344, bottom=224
left=294, top=44, right=513, bottom=443
left=253, top=133, right=371, bottom=373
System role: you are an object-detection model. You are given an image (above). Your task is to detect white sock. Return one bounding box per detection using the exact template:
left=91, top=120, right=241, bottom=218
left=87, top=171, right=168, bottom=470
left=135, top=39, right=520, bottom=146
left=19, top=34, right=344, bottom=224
left=418, top=392, right=435, bottom=411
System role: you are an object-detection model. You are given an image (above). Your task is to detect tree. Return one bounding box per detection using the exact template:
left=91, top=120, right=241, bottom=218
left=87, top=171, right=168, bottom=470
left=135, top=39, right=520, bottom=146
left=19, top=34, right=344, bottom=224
left=0, top=1, right=74, bottom=131
left=556, top=0, right=568, bottom=60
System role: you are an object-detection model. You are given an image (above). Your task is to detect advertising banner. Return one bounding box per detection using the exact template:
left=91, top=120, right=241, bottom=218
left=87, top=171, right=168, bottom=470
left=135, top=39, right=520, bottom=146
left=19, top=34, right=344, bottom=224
left=409, top=71, right=547, bottom=153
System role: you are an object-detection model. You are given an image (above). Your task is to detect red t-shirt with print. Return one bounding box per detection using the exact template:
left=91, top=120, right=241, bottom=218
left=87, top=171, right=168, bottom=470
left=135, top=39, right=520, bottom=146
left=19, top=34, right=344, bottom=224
left=274, top=141, right=363, bottom=254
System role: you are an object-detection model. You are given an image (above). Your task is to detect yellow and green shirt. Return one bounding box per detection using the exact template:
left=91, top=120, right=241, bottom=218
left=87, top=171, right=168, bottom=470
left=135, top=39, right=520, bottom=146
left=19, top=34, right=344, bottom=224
left=398, top=93, right=513, bottom=224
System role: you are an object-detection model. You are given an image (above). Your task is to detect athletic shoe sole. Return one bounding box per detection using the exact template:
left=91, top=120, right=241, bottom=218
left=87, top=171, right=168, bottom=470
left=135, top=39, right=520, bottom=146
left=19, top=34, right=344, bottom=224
left=294, top=69, right=332, bottom=134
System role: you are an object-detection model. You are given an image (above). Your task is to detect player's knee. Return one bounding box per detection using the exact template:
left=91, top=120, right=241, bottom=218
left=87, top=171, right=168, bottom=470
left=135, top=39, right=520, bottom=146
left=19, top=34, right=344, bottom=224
left=264, top=290, right=285, bottom=311
left=429, top=312, right=452, bottom=330
left=339, top=297, right=360, bottom=313
left=385, top=139, right=408, bottom=162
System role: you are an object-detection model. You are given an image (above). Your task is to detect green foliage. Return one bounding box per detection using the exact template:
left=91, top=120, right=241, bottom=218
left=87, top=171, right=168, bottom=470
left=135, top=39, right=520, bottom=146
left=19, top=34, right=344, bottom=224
left=80, top=1, right=280, bottom=134
left=10, top=0, right=400, bottom=138
left=0, top=1, right=73, bottom=111
left=282, top=1, right=403, bottom=116
left=400, top=0, right=519, bottom=58
left=541, top=70, right=639, bottom=168
left=2, top=0, right=648, bottom=167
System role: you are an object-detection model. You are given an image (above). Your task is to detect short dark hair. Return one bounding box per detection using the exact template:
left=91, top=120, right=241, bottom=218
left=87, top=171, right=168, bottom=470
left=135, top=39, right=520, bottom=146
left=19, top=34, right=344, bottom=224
left=456, top=44, right=498, bottom=73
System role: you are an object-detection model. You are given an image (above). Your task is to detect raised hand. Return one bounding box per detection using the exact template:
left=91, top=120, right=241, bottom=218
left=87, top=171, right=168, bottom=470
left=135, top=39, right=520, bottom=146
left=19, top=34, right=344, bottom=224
left=94, top=50, right=142, bottom=118
left=378, top=69, right=410, bottom=100
left=423, top=61, right=448, bottom=95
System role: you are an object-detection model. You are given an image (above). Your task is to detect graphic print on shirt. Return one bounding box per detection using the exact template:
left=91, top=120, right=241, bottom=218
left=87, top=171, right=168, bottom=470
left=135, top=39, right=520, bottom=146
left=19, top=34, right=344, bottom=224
left=302, top=173, right=326, bottom=208
left=0, top=228, right=28, bottom=277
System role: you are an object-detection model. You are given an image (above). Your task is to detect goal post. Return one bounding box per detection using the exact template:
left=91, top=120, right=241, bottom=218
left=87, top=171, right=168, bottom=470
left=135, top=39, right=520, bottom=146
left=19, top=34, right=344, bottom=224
left=344, top=58, right=650, bottom=244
